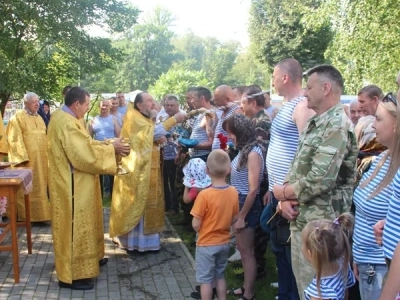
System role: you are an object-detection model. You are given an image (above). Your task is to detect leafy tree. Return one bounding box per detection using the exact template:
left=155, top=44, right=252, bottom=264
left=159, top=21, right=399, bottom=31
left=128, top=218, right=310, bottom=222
left=318, top=0, right=400, bottom=93
left=225, top=51, right=271, bottom=87
left=248, top=0, right=332, bottom=71
left=172, top=31, right=206, bottom=71
left=113, top=7, right=176, bottom=92
left=173, top=33, right=241, bottom=86
left=80, top=69, right=117, bottom=94
left=202, top=38, right=240, bottom=87
left=148, top=62, right=212, bottom=106
left=0, top=0, right=139, bottom=114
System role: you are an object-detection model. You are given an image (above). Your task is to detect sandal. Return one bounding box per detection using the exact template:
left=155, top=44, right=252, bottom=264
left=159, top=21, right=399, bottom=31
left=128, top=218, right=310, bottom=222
left=227, top=287, right=245, bottom=296
left=238, top=295, right=255, bottom=300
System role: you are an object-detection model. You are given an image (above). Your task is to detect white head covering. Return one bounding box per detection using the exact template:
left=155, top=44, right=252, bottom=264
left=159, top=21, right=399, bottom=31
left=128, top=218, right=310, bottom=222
left=183, top=158, right=212, bottom=188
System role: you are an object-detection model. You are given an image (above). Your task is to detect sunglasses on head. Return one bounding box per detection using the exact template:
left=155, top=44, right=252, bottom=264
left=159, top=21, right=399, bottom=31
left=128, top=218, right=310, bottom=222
left=382, top=92, right=397, bottom=106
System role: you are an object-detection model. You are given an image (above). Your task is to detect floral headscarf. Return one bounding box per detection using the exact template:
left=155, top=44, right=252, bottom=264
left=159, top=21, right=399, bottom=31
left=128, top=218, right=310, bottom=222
left=227, top=114, right=266, bottom=170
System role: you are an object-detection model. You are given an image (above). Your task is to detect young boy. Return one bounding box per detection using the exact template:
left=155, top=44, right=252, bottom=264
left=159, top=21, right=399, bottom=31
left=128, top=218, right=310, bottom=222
left=191, top=149, right=239, bottom=300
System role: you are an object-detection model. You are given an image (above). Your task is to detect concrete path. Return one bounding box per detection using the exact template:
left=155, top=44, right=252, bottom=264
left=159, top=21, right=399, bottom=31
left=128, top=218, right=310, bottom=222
left=0, top=209, right=197, bottom=299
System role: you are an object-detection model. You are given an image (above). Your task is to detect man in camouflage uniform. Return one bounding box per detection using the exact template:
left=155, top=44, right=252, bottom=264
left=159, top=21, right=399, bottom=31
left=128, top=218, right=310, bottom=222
left=241, top=86, right=271, bottom=278
left=273, top=65, right=358, bottom=299
left=174, top=87, right=197, bottom=225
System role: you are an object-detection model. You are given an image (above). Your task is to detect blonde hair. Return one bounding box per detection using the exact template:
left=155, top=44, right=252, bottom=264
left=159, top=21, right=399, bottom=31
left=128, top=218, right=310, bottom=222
left=360, top=101, right=398, bottom=197
left=384, top=90, right=400, bottom=187
left=302, top=213, right=354, bottom=298
left=206, top=150, right=230, bottom=178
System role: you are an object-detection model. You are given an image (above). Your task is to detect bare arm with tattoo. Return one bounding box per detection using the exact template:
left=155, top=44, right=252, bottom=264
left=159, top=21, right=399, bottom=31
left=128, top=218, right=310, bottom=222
left=194, top=114, right=216, bottom=150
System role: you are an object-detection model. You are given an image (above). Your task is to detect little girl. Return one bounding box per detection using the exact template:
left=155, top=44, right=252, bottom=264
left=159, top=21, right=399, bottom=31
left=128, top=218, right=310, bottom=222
left=302, top=213, right=356, bottom=300
left=182, top=158, right=211, bottom=204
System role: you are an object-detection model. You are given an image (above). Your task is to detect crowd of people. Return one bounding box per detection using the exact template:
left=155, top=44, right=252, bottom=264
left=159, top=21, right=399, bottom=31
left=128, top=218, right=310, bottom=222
left=0, top=58, right=400, bottom=300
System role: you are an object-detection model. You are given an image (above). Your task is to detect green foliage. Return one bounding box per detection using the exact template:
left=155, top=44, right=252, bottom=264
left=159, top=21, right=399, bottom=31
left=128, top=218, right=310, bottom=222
left=148, top=63, right=212, bottom=105
left=113, top=7, right=176, bottom=92
left=80, top=69, right=117, bottom=94
left=319, top=0, right=400, bottom=93
left=249, top=0, right=332, bottom=71
left=173, top=33, right=241, bottom=86
left=225, top=51, right=271, bottom=88
left=202, top=38, right=240, bottom=86
left=0, top=0, right=139, bottom=114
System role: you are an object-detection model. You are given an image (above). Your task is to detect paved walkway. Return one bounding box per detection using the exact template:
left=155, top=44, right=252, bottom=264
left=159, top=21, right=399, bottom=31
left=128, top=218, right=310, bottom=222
left=0, top=209, right=197, bottom=299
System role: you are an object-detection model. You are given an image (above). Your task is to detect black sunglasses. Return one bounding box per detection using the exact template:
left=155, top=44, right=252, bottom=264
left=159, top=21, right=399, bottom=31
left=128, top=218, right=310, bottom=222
left=382, top=92, right=397, bottom=106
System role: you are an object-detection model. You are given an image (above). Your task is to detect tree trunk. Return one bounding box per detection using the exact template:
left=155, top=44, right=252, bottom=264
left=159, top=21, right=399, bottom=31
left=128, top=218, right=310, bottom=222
left=0, top=94, right=10, bottom=118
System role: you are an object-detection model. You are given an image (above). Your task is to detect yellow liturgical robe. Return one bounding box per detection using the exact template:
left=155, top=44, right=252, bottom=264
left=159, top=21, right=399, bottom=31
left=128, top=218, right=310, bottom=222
left=6, top=110, right=50, bottom=221
left=0, top=113, right=8, bottom=161
left=110, top=106, right=177, bottom=237
left=47, top=108, right=117, bottom=283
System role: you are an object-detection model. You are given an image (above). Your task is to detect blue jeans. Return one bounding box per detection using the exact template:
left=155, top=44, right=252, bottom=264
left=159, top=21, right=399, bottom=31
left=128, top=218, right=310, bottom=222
left=356, top=263, right=387, bottom=300
left=270, top=236, right=300, bottom=300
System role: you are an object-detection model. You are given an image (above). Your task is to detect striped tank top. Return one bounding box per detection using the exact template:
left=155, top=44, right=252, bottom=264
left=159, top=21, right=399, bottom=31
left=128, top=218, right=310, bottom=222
left=231, top=146, right=265, bottom=195
left=266, top=97, right=303, bottom=190
left=92, top=115, right=116, bottom=141
left=304, top=263, right=355, bottom=300
left=352, top=152, right=391, bottom=264
left=189, top=114, right=211, bottom=158
left=212, top=105, right=239, bottom=150
left=383, top=168, right=400, bottom=260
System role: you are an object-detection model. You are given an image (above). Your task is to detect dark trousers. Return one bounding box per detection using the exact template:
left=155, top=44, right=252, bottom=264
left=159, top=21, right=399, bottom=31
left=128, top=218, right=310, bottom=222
left=254, top=187, right=269, bottom=273
left=175, top=154, right=193, bottom=224
left=163, top=159, right=177, bottom=212
left=100, top=175, right=114, bottom=197
left=270, top=238, right=300, bottom=300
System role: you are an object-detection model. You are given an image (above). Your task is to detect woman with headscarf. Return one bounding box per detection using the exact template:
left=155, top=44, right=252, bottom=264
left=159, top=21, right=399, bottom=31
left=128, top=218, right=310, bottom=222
left=223, top=114, right=266, bottom=300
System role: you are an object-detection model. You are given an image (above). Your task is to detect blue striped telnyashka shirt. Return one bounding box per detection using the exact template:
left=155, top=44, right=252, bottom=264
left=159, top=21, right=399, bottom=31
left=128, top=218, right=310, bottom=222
left=212, top=105, right=239, bottom=150
left=353, top=152, right=391, bottom=264
left=383, top=168, right=400, bottom=260
left=189, top=114, right=211, bottom=158
left=231, top=146, right=264, bottom=195
left=266, top=97, right=303, bottom=190
left=304, top=264, right=355, bottom=300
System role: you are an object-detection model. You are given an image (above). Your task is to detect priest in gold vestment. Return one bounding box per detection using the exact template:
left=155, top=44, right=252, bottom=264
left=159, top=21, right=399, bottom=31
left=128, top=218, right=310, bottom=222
left=0, top=112, right=7, bottom=162
left=48, top=87, right=130, bottom=290
left=110, top=92, right=186, bottom=252
left=6, top=92, right=50, bottom=222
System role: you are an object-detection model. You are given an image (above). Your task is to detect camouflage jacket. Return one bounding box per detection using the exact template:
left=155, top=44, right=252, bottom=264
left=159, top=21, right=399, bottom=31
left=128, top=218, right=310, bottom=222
left=285, top=103, right=358, bottom=231
left=251, top=109, right=271, bottom=148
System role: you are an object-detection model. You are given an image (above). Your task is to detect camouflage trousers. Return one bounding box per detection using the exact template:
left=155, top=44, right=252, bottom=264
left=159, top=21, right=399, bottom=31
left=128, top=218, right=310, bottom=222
left=291, top=230, right=314, bottom=300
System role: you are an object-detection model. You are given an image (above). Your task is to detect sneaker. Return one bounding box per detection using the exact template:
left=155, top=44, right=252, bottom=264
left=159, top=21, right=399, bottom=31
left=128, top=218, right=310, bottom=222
left=228, top=249, right=241, bottom=262
left=271, top=282, right=279, bottom=288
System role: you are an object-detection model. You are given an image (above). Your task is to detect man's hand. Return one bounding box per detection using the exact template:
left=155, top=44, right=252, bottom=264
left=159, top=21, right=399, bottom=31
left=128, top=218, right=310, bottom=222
left=174, top=112, right=187, bottom=123
left=112, top=138, right=131, bottom=157
left=373, top=219, right=385, bottom=246
left=234, top=218, right=246, bottom=234
left=353, top=262, right=359, bottom=281
left=263, top=190, right=271, bottom=206
left=272, top=184, right=286, bottom=201
left=279, top=200, right=299, bottom=221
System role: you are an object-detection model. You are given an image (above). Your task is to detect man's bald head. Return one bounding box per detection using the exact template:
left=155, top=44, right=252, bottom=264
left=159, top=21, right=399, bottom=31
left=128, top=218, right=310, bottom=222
left=213, top=85, right=235, bottom=107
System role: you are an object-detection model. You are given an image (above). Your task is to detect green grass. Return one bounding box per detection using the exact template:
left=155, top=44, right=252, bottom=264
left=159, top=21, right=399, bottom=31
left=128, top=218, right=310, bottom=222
left=168, top=213, right=279, bottom=300
left=102, top=195, right=111, bottom=208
